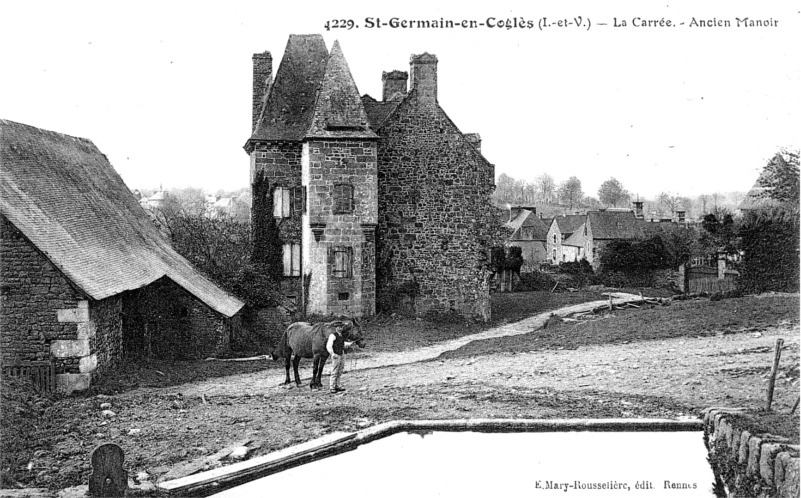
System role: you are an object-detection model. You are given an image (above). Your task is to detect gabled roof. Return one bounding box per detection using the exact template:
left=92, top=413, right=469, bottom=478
left=563, top=225, right=586, bottom=247
left=587, top=210, right=641, bottom=240
left=305, top=41, right=376, bottom=140
left=249, top=35, right=330, bottom=143
left=0, top=120, right=244, bottom=317
left=361, top=95, right=401, bottom=129
left=506, top=210, right=551, bottom=241
left=739, top=162, right=783, bottom=211
left=552, top=214, right=586, bottom=234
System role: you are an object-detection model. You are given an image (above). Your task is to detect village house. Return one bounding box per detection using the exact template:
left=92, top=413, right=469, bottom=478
left=505, top=206, right=551, bottom=270
left=545, top=214, right=586, bottom=264
left=245, top=35, right=495, bottom=320
left=0, top=120, right=244, bottom=393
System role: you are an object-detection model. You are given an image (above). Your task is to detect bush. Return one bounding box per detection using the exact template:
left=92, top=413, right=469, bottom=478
left=515, top=270, right=557, bottom=291
left=738, top=210, right=800, bottom=293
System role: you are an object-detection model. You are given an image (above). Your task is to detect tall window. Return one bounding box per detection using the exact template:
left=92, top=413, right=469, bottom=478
left=273, top=187, right=304, bottom=218
left=333, top=184, right=354, bottom=214
left=332, top=246, right=353, bottom=278
left=552, top=234, right=557, bottom=243
left=282, top=243, right=300, bottom=276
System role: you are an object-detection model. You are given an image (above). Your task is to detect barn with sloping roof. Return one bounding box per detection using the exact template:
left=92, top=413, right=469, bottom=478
left=0, top=119, right=244, bottom=393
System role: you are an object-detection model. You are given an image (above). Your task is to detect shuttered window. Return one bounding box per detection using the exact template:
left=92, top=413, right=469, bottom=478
left=282, top=243, right=301, bottom=276
left=273, top=187, right=291, bottom=218
left=333, top=184, right=354, bottom=214
left=332, top=246, right=353, bottom=278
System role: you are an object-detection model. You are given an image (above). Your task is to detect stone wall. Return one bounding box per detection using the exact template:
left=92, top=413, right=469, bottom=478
left=375, top=92, right=494, bottom=321
left=303, top=139, right=378, bottom=317
left=0, top=215, right=84, bottom=366
left=121, top=277, right=232, bottom=360
left=704, top=408, right=799, bottom=497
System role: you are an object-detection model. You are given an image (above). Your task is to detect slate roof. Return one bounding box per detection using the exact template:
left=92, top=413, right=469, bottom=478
left=361, top=95, right=401, bottom=129
left=553, top=214, right=586, bottom=235
left=305, top=41, right=376, bottom=140
left=506, top=210, right=551, bottom=241
left=739, top=162, right=783, bottom=211
left=0, top=119, right=244, bottom=317
left=587, top=210, right=641, bottom=240
left=563, top=226, right=586, bottom=247
left=249, top=35, right=330, bottom=143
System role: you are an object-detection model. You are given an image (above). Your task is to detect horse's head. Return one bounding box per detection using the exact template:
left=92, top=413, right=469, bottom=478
left=345, top=317, right=366, bottom=349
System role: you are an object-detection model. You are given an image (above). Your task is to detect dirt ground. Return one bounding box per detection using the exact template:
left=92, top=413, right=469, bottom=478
left=1, top=293, right=799, bottom=494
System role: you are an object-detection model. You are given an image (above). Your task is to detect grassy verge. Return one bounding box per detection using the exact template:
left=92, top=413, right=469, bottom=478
left=440, top=296, right=800, bottom=360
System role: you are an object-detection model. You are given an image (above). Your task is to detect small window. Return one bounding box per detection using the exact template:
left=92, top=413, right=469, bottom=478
left=332, top=246, right=353, bottom=278
left=333, top=184, right=354, bottom=214
left=552, top=234, right=557, bottom=243
left=338, top=292, right=350, bottom=301
left=283, top=243, right=301, bottom=276
left=273, top=187, right=291, bottom=218
left=293, top=186, right=303, bottom=215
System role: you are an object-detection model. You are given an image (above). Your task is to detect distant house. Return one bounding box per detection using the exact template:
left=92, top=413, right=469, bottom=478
left=739, top=157, right=785, bottom=214
left=0, top=120, right=244, bottom=393
left=505, top=207, right=550, bottom=269
left=546, top=214, right=586, bottom=264
left=583, top=210, right=643, bottom=267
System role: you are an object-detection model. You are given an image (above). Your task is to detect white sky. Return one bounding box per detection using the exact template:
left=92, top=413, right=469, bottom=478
left=1, top=1, right=798, bottom=198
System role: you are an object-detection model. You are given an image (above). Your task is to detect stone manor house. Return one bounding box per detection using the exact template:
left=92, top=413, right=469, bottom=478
left=246, top=35, right=496, bottom=320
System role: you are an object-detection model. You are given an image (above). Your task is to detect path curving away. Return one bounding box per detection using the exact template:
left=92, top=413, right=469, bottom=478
left=180, top=293, right=645, bottom=397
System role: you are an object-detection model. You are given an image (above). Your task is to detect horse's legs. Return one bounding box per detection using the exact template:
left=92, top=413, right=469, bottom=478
left=292, top=355, right=302, bottom=386
left=317, top=354, right=328, bottom=389
left=283, top=353, right=291, bottom=385
left=310, top=355, right=319, bottom=389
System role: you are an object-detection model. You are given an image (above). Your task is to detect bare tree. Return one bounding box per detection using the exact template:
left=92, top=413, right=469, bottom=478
left=558, top=177, right=583, bottom=210
left=534, top=173, right=556, bottom=203
left=658, top=192, right=682, bottom=215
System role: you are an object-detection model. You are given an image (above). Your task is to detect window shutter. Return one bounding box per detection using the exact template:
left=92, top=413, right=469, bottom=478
left=292, top=244, right=301, bottom=276
left=347, top=185, right=354, bottom=213
left=273, top=188, right=282, bottom=217
left=282, top=189, right=291, bottom=217
left=293, top=187, right=303, bottom=215
left=282, top=243, right=292, bottom=276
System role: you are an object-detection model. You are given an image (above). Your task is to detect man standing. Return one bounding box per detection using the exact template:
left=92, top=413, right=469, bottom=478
left=326, top=325, right=346, bottom=394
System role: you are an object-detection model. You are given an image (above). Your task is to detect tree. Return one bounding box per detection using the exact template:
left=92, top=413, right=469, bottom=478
left=251, top=171, right=284, bottom=281
left=557, top=176, right=583, bottom=210
left=534, top=174, right=556, bottom=203
left=598, top=177, right=630, bottom=207
left=758, top=149, right=800, bottom=206
left=658, top=192, right=681, bottom=216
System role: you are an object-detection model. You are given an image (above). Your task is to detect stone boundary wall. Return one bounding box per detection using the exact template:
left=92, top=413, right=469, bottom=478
left=704, top=407, right=799, bottom=497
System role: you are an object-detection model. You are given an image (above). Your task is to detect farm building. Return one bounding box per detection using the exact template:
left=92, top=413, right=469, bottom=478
left=0, top=119, right=244, bottom=393
left=246, top=35, right=496, bottom=321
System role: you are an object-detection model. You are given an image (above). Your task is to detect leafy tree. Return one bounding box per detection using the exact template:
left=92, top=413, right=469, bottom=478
left=598, top=177, right=630, bottom=207
left=251, top=171, right=284, bottom=281
left=699, top=211, right=738, bottom=254
left=738, top=209, right=800, bottom=293
left=558, top=176, right=583, bottom=210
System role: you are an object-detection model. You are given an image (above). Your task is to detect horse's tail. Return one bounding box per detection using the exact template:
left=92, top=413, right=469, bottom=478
left=271, top=325, right=290, bottom=360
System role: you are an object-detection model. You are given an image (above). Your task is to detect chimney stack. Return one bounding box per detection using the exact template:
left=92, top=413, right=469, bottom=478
left=410, top=53, right=438, bottom=102
left=676, top=210, right=686, bottom=223
left=252, top=52, right=273, bottom=132
left=632, top=201, right=644, bottom=219
left=382, top=70, right=408, bottom=102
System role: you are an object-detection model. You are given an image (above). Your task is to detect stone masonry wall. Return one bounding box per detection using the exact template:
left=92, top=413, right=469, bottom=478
left=376, top=93, right=494, bottom=321
left=0, top=215, right=84, bottom=367
left=704, top=408, right=799, bottom=497
left=303, top=140, right=378, bottom=317
left=122, top=278, right=231, bottom=360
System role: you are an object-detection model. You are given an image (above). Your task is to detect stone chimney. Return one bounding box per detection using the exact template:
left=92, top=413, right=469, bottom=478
left=252, top=51, right=273, bottom=132
left=632, top=201, right=644, bottom=219
left=464, top=133, right=481, bottom=152
left=382, top=70, right=407, bottom=102
left=410, top=53, right=438, bottom=102
left=676, top=210, right=686, bottom=223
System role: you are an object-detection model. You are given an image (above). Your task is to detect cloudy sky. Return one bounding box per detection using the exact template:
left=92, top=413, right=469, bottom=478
left=1, top=1, right=798, bottom=198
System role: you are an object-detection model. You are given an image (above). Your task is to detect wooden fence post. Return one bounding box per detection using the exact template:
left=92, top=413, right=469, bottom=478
left=765, top=338, right=784, bottom=411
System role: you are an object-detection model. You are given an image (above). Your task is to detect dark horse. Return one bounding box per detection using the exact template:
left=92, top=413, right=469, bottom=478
left=271, top=318, right=365, bottom=389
